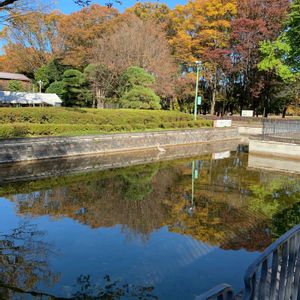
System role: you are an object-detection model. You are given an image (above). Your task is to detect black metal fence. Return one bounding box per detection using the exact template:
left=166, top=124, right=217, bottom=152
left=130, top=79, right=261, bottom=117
left=262, top=119, right=300, bottom=138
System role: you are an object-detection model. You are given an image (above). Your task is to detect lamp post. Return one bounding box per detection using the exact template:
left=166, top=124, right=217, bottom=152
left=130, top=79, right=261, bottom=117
left=194, top=61, right=201, bottom=121
left=38, top=80, right=43, bottom=93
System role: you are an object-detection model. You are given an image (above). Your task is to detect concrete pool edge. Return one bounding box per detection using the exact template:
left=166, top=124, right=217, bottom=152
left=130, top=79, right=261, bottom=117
left=0, top=127, right=239, bottom=164
left=0, top=139, right=242, bottom=184
left=249, top=138, right=300, bottom=160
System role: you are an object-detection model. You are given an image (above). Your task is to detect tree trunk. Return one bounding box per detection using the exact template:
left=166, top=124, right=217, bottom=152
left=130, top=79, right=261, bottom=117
left=263, top=73, right=272, bottom=118
left=210, top=84, right=217, bottom=115
left=96, top=88, right=104, bottom=109
left=210, top=68, right=218, bottom=116
left=282, top=107, right=287, bottom=118
left=263, top=96, right=269, bottom=117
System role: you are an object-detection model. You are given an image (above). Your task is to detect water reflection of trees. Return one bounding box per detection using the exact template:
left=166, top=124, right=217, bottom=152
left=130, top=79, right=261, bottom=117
left=71, top=274, right=157, bottom=299
left=249, top=177, right=300, bottom=218
left=2, top=273, right=158, bottom=299
left=272, top=202, right=300, bottom=238
left=0, top=222, right=58, bottom=298
left=164, top=195, right=272, bottom=251
left=120, top=164, right=159, bottom=201
left=12, top=164, right=179, bottom=241
left=7, top=155, right=300, bottom=251
left=0, top=223, right=157, bottom=299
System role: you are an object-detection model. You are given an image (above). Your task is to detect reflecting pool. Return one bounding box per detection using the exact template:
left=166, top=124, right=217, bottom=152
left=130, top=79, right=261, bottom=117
left=0, top=149, right=300, bottom=299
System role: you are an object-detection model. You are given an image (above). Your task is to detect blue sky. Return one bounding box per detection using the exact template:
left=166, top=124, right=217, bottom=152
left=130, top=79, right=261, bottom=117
left=54, top=0, right=187, bottom=14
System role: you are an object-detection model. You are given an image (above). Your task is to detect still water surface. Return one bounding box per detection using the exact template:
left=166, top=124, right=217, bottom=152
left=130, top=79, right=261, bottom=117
left=0, top=150, right=300, bottom=299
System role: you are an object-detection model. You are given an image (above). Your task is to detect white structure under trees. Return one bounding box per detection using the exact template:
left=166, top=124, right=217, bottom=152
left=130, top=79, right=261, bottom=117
left=0, top=91, right=62, bottom=106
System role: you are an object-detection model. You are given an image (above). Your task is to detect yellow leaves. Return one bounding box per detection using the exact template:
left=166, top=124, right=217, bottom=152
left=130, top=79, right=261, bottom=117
left=126, top=2, right=171, bottom=25
left=169, top=0, right=237, bottom=63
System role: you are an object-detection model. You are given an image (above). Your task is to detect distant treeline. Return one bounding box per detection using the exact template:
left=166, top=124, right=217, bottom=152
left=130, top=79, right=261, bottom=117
left=0, top=0, right=299, bottom=116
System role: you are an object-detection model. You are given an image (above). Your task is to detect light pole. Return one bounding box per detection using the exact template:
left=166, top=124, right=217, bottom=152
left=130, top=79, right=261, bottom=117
left=194, top=61, right=201, bottom=121
left=38, top=80, right=43, bottom=93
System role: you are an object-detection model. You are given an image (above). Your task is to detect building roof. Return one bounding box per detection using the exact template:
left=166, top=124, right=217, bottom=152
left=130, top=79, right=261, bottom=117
left=0, top=72, right=31, bottom=82
left=0, top=91, right=62, bottom=106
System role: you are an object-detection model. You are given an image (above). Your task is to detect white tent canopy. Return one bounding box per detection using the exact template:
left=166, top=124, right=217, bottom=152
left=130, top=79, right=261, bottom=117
left=0, top=91, right=62, bottom=106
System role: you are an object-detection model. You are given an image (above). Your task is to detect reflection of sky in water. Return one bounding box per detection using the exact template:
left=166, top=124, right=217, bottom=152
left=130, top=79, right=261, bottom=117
left=0, top=198, right=258, bottom=299
left=0, top=152, right=299, bottom=299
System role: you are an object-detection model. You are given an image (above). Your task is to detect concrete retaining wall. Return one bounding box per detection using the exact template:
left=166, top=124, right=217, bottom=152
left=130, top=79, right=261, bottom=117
left=238, top=126, right=262, bottom=136
left=249, top=139, right=300, bottom=159
left=0, top=127, right=239, bottom=164
left=248, top=153, right=300, bottom=174
left=0, top=140, right=240, bottom=184
left=238, top=126, right=263, bottom=144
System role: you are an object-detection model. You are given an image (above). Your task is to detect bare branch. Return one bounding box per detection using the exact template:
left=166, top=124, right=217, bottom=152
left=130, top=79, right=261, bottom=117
left=0, top=0, right=18, bottom=8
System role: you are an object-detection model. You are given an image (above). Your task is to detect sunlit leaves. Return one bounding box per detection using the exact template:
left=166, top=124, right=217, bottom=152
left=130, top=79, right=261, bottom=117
left=259, top=38, right=296, bottom=82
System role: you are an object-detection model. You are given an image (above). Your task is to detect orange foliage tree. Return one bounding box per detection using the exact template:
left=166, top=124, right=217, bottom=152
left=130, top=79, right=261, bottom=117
left=58, top=4, right=118, bottom=67
left=0, top=11, right=64, bottom=74
left=169, top=0, right=237, bottom=114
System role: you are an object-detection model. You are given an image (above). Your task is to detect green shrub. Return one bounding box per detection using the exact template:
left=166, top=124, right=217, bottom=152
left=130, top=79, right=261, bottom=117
left=120, top=86, right=161, bottom=110
left=0, top=108, right=212, bottom=138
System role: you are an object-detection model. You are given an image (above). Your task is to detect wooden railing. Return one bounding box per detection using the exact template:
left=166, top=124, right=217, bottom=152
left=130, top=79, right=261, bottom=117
left=196, top=224, right=300, bottom=300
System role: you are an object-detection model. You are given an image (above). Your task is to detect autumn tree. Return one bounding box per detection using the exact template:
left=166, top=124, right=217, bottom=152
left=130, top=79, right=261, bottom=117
left=0, top=11, right=64, bottom=74
left=0, top=0, right=46, bottom=24
left=126, top=2, right=173, bottom=36
left=58, top=4, right=118, bottom=67
left=170, top=0, right=237, bottom=115
left=173, top=73, right=197, bottom=112
left=92, top=15, right=177, bottom=101
left=0, top=0, right=121, bottom=8
left=230, top=0, right=290, bottom=115
left=127, top=2, right=170, bottom=23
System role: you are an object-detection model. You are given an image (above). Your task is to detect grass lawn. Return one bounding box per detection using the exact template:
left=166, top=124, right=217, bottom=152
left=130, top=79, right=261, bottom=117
left=0, top=107, right=212, bottom=138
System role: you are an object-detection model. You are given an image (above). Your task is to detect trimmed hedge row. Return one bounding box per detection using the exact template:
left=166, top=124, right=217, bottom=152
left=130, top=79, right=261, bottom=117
left=0, top=120, right=212, bottom=138
left=0, top=108, right=201, bottom=125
